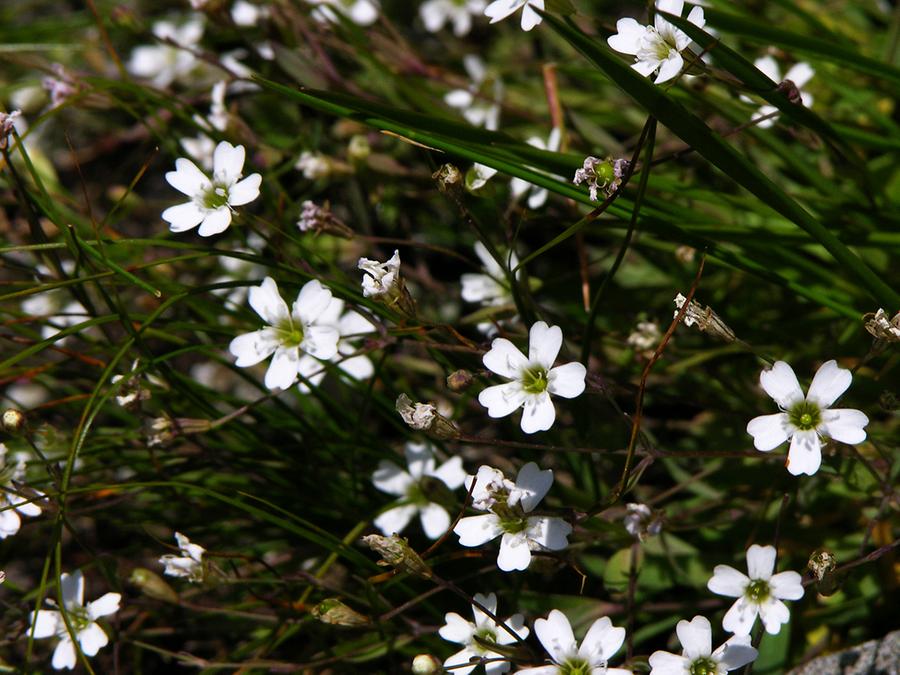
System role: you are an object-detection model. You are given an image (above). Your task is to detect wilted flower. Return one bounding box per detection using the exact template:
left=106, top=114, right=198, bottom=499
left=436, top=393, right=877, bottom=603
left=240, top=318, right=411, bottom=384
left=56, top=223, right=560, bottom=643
left=623, top=503, right=663, bottom=541
left=162, top=141, right=262, bottom=237
left=420, top=0, right=486, bottom=36
left=312, top=598, right=371, bottom=626
left=479, top=321, right=586, bottom=434
left=707, top=544, right=804, bottom=635
left=484, top=0, right=545, bottom=32
left=127, top=17, right=204, bottom=88
left=746, top=360, right=869, bottom=476
left=30, top=571, right=121, bottom=670
left=439, top=592, right=528, bottom=675
left=573, top=155, right=629, bottom=201
left=608, top=0, right=706, bottom=84
left=395, top=394, right=459, bottom=438
left=454, top=462, right=571, bottom=571
left=864, top=308, right=900, bottom=342
left=673, top=293, right=736, bottom=342
left=359, top=250, right=416, bottom=315
left=361, top=533, right=433, bottom=579
left=160, top=532, right=206, bottom=582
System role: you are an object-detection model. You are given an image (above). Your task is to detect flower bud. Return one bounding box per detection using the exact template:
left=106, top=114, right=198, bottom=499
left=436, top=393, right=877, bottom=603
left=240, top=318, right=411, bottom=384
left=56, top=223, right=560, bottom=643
left=412, top=654, right=443, bottom=674
left=446, top=369, right=473, bottom=392
left=129, top=568, right=180, bottom=604
left=2, top=409, right=26, bottom=435
left=361, top=534, right=432, bottom=580
left=311, top=597, right=371, bottom=626
left=347, top=134, right=371, bottom=163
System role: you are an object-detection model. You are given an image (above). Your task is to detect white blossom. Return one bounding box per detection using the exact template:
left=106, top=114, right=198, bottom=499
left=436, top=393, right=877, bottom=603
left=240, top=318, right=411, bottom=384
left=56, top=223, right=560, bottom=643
left=479, top=321, right=586, bottom=434
left=516, top=609, right=632, bottom=674
left=623, top=503, right=663, bottom=541
left=232, top=0, right=269, bottom=26
left=484, top=0, right=545, bottom=32
left=746, top=360, right=869, bottom=476
left=21, top=263, right=89, bottom=344
left=707, top=544, right=804, bottom=636
left=510, top=127, right=561, bottom=209
left=607, top=0, right=705, bottom=84
left=30, top=571, right=121, bottom=670
left=160, top=531, right=206, bottom=582
left=307, top=0, right=380, bottom=26
left=228, top=277, right=340, bottom=391
left=439, top=592, right=529, bottom=675
left=648, top=616, right=757, bottom=675
left=295, top=151, right=333, bottom=179
left=454, top=462, right=572, bottom=572
left=0, top=443, right=41, bottom=539
left=162, top=141, right=261, bottom=237
left=461, top=241, right=519, bottom=336
left=127, top=17, right=204, bottom=88
left=445, top=55, right=503, bottom=130
left=420, top=0, right=486, bottom=36
left=359, top=250, right=404, bottom=300
left=745, top=57, right=814, bottom=129
left=372, top=442, right=466, bottom=539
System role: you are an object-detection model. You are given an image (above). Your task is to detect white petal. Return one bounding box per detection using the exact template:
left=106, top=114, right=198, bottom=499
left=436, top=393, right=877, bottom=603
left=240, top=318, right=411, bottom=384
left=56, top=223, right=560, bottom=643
left=520, top=392, right=556, bottom=434
left=432, top=456, right=467, bottom=490
left=648, top=651, right=690, bottom=673
left=747, top=413, right=792, bottom=452
left=471, top=591, right=498, bottom=627
left=77, top=622, right=109, bottom=656
left=419, top=502, right=451, bottom=539
left=784, top=62, right=814, bottom=88
left=517, top=668, right=561, bottom=675
left=746, top=544, right=776, bottom=580
left=479, top=381, right=527, bottom=419
left=608, top=18, right=648, bottom=55
left=294, top=279, right=334, bottom=323
left=632, top=58, right=661, bottom=78
left=165, top=158, right=209, bottom=197
left=454, top=514, right=503, bottom=547
left=443, top=647, right=479, bottom=675
left=686, top=4, right=705, bottom=28
left=229, top=173, right=262, bottom=206
left=372, top=460, right=414, bottom=496
left=296, top=354, right=327, bottom=390
left=197, top=207, right=232, bottom=237
left=528, top=516, right=572, bottom=551
left=534, top=609, right=577, bottom=665
left=654, top=53, right=684, bottom=84
left=759, top=361, right=804, bottom=409
left=758, top=597, right=790, bottom=634
left=439, top=612, right=475, bottom=644
left=520, top=2, right=544, bottom=32
left=820, top=408, right=868, bottom=445
left=547, top=362, right=586, bottom=399
left=213, top=141, right=245, bottom=185
left=264, top=345, right=300, bottom=390
left=769, top=570, right=804, bottom=601
left=676, top=616, right=712, bottom=659
left=707, top=565, right=749, bottom=598
left=483, top=337, right=528, bottom=378
left=162, top=201, right=206, bottom=232
left=806, top=359, right=852, bottom=408
left=374, top=504, right=417, bottom=536
left=337, top=354, right=373, bottom=380
left=716, top=634, right=758, bottom=670
left=786, top=429, right=821, bottom=476
left=13, top=496, right=42, bottom=518
left=303, top=324, right=340, bottom=360
left=249, top=277, right=290, bottom=325
left=527, top=322, right=562, bottom=368
left=512, top=462, right=553, bottom=512
left=754, top=56, right=781, bottom=82
left=404, top=442, right=435, bottom=480
left=338, top=309, right=375, bottom=336
left=722, top=597, right=758, bottom=636
left=445, top=89, right=474, bottom=109
left=484, top=0, right=520, bottom=23
left=52, top=637, right=77, bottom=670
left=0, top=508, right=22, bottom=537
left=61, top=571, right=84, bottom=609
left=229, top=328, right=280, bottom=367
left=497, top=612, right=530, bottom=644
left=30, top=610, right=62, bottom=638
left=656, top=0, right=684, bottom=16
left=87, top=593, right=120, bottom=619
left=579, top=616, right=625, bottom=663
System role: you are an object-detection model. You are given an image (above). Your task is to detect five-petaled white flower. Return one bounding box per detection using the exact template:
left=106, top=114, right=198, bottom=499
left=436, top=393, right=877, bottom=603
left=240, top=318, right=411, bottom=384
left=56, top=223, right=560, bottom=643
left=308, top=0, right=380, bottom=26
left=228, top=276, right=340, bottom=391
left=30, top=570, right=121, bottom=670
left=162, top=141, right=262, bottom=237
left=517, top=608, right=632, bottom=675
left=440, top=591, right=529, bottom=675
left=454, top=462, right=572, bottom=571
left=127, top=17, right=204, bottom=88
left=479, top=321, right=586, bottom=434
left=372, top=442, right=466, bottom=539
left=607, top=0, right=705, bottom=84
left=420, top=0, right=486, bottom=37
left=160, top=531, right=206, bottom=582
left=746, top=360, right=868, bottom=476
left=510, top=127, right=561, bottom=210
left=461, top=241, right=519, bottom=336
left=746, top=56, right=814, bottom=129
left=484, top=0, right=545, bottom=32
left=648, top=616, right=758, bottom=675
left=0, top=443, right=41, bottom=539
left=707, top=544, right=804, bottom=636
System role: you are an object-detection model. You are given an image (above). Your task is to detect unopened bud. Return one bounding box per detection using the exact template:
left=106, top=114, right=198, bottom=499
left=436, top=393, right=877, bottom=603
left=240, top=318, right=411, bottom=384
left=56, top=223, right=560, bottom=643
left=808, top=548, right=839, bottom=596
left=396, top=394, right=460, bottom=439
left=446, top=369, right=473, bottom=392
left=412, top=654, right=443, bottom=674
left=433, top=164, right=463, bottom=195
left=311, top=597, right=371, bottom=626
left=129, top=568, right=180, bottom=604
left=347, top=134, right=371, bottom=163
left=361, top=534, right=432, bottom=579
left=2, top=409, right=26, bottom=435
left=673, top=293, right=736, bottom=342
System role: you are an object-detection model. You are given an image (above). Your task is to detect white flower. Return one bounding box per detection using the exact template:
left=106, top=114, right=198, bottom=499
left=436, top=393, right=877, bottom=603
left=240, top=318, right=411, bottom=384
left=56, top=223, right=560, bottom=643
left=228, top=277, right=340, bottom=391
left=359, top=250, right=401, bottom=298
left=626, top=321, right=661, bottom=352
left=623, top=502, right=663, bottom=541
left=479, top=321, right=586, bottom=434
left=30, top=571, right=121, bottom=670
left=0, top=443, right=41, bottom=539
left=466, top=465, right=516, bottom=511
left=372, top=442, right=466, bottom=539
left=461, top=242, right=519, bottom=336
left=707, top=544, right=804, bottom=636
left=162, top=141, right=261, bottom=237
left=21, top=263, right=89, bottom=343
left=420, top=0, right=486, bottom=36
left=440, top=591, right=529, bottom=675
left=317, top=297, right=376, bottom=380
left=445, top=55, right=503, bottom=130
left=607, top=0, right=706, bottom=84
left=517, top=609, right=632, bottom=675
left=181, top=80, right=229, bottom=170
left=468, top=162, right=499, bottom=191
left=160, top=532, right=206, bottom=582
left=307, top=0, right=380, bottom=26
left=510, top=127, right=561, bottom=209
left=745, top=57, right=814, bottom=129
left=746, top=360, right=869, bottom=476
left=453, top=462, right=572, bottom=571
left=648, top=616, right=758, bottom=675
left=295, top=151, right=333, bottom=179
left=232, top=0, right=269, bottom=26
left=484, top=0, right=545, bottom=32
left=127, top=17, right=204, bottom=88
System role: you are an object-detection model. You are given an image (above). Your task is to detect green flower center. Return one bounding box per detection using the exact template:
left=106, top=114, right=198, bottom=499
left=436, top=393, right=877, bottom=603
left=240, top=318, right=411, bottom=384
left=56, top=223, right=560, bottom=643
left=745, top=579, right=771, bottom=603
left=522, top=366, right=549, bottom=394
left=787, top=399, right=821, bottom=431
left=405, top=482, right=428, bottom=506
left=689, top=657, right=720, bottom=675
left=560, top=658, right=592, bottom=675
left=202, top=183, right=230, bottom=210
left=472, top=627, right=498, bottom=654
left=277, top=318, right=305, bottom=347
left=66, top=606, right=92, bottom=632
